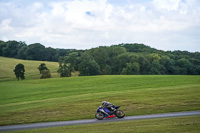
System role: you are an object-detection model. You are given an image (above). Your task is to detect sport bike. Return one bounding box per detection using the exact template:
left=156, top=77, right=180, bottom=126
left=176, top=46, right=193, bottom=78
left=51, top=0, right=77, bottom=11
left=95, top=106, right=125, bottom=120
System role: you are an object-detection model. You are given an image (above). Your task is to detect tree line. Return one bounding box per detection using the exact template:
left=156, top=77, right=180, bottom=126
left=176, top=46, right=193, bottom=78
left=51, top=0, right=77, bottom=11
left=1, top=40, right=200, bottom=76
left=0, top=40, right=75, bottom=61
left=58, top=44, right=200, bottom=76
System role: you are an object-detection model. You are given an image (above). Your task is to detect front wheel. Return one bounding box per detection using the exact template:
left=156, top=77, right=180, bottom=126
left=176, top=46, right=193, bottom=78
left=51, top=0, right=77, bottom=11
left=115, top=110, right=125, bottom=118
left=95, top=112, right=105, bottom=120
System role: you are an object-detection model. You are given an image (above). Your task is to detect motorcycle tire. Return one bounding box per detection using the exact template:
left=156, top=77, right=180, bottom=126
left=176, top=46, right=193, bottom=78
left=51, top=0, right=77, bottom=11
left=95, top=112, right=105, bottom=120
left=115, top=110, right=125, bottom=118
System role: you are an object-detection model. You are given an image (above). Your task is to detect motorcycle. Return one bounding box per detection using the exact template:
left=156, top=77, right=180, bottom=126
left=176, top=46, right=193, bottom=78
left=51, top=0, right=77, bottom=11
left=95, top=106, right=125, bottom=120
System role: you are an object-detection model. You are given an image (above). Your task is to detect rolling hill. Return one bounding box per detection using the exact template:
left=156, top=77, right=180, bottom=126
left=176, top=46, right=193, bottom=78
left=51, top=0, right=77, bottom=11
left=0, top=56, right=59, bottom=81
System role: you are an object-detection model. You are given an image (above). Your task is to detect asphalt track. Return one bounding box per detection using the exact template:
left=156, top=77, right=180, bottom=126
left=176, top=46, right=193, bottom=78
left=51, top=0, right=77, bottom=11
left=0, top=110, right=200, bottom=132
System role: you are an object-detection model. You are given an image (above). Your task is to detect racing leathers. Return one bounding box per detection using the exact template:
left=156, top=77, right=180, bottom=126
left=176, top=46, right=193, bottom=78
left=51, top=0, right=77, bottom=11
left=102, top=101, right=116, bottom=112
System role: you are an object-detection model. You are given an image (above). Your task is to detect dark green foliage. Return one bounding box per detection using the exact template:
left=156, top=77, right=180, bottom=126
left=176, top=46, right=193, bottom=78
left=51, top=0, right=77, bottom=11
left=66, top=52, right=82, bottom=71
left=13, top=64, right=25, bottom=80
left=46, top=47, right=58, bottom=61
left=57, top=43, right=200, bottom=75
left=17, top=45, right=27, bottom=59
left=38, top=63, right=51, bottom=79
left=0, top=40, right=75, bottom=61
left=85, top=46, right=126, bottom=75
left=25, top=43, right=49, bottom=61
left=121, top=62, right=140, bottom=75
left=101, top=64, right=111, bottom=75
left=1, top=41, right=26, bottom=58
left=57, top=57, right=74, bottom=77
left=138, top=56, right=151, bottom=74
left=38, top=63, right=49, bottom=74
left=0, top=40, right=5, bottom=56
left=119, top=43, right=157, bottom=53
left=40, top=70, right=51, bottom=79
left=78, top=53, right=100, bottom=76
left=1, top=39, right=200, bottom=75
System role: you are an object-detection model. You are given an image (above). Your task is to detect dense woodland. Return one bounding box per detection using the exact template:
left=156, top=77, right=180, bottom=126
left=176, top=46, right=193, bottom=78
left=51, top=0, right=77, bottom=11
left=0, top=40, right=200, bottom=76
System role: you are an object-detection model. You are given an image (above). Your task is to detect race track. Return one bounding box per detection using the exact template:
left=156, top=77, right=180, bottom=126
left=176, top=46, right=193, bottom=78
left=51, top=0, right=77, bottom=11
left=0, top=110, right=200, bottom=132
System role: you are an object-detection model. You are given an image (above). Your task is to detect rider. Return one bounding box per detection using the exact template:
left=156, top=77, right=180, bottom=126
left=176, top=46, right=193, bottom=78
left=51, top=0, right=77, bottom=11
left=102, top=101, right=116, bottom=112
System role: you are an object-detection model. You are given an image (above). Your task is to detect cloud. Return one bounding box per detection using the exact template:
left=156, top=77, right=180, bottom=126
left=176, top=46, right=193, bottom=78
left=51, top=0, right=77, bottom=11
left=0, top=19, right=13, bottom=33
left=0, top=0, right=199, bottom=51
left=153, top=0, right=181, bottom=10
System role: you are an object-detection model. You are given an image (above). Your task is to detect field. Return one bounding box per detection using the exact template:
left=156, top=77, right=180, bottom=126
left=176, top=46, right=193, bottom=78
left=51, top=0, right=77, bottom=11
left=0, top=75, right=200, bottom=126
left=0, top=57, right=200, bottom=132
left=0, top=56, right=59, bottom=81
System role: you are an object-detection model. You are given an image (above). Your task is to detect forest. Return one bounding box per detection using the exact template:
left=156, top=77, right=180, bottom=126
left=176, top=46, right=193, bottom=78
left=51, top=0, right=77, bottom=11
left=0, top=40, right=200, bottom=75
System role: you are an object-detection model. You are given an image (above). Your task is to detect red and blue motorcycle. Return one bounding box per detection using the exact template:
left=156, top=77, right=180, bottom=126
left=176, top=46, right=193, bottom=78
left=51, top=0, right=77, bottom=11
left=95, top=106, right=125, bottom=120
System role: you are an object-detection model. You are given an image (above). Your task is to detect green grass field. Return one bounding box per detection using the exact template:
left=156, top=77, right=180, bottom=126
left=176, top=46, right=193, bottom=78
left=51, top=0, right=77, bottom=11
left=0, top=75, right=199, bottom=126
left=0, top=56, right=59, bottom=81
left=0, top=57, right=200, bottom=133
left=6, top=115, right=200, bottom=133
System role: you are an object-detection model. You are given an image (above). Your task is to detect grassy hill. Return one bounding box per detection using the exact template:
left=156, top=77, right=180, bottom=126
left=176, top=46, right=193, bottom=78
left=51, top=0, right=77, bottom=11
left=0, top=75, right=200, bottom=126
left=0, top=56, right=59, bottom=81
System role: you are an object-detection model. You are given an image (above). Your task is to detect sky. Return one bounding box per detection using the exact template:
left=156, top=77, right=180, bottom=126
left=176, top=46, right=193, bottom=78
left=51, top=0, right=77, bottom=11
left=0, top=0, right=200, bottom=52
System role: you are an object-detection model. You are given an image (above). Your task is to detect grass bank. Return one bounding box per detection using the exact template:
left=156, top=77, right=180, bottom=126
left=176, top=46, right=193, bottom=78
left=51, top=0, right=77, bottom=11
left=0, top=75, right=199, bottom=125
left=5, top=115, right=200, bottom=133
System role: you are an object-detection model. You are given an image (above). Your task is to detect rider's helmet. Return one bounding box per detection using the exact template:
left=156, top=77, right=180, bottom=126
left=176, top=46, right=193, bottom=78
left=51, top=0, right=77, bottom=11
left=102, top=101, right=106, bottom=106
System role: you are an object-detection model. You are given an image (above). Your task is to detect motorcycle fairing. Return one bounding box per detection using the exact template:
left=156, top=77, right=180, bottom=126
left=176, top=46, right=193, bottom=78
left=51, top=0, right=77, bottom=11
left=97, top=106, right=120, bottom=118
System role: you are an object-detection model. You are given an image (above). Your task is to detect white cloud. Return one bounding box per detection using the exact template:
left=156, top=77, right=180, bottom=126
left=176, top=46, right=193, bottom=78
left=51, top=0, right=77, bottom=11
left=0, top=19, right=14, bottom=33
left=0, top=0, right=199, bottom=51
left=153, top=0, right=181, bottom=10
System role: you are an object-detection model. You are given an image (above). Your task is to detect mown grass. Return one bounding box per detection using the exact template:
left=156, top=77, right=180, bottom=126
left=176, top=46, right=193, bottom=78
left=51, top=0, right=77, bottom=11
left=0, top=75, right=199, bottom=126
left=0, top=56, right=59, bottom=81
left=6, top=115, right=200, bottom=133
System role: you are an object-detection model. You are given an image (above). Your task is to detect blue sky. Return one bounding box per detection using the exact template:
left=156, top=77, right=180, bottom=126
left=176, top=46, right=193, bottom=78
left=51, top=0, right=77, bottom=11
left=0, top=0, right=200, bottom=52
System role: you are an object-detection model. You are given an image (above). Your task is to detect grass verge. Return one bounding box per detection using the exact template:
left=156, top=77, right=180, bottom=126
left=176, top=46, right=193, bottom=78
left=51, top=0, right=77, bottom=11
left=5, top=115, right=200, bottom=133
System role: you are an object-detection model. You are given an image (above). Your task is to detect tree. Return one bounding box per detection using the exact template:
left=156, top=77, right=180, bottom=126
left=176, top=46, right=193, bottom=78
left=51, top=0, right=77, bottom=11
left=120, top=43, right=157, bottom=53
left=38, top=63, right=51, bottom=79
left=57, top=57, right=74, bottom=77
left=24, top=43, right=48, bottom=61
left=121, top=62, right=140, bottom=75
left=86, top=46, right=110, bottom=74
left=149, top=54, right=161, bottom=74
left=78, top=53, right=100, bottom=76
left=101, top=64, right=111, bottom=75
left=17, top=45, right=27, bottom=59
left=176, top=58, right=193, bottom=75
left=160, top=55, right=175, bottom=74
left=150, top=60, right=161, bottom=74
left=65, top=51, right=82, bottom=71
left=138, top=55, right=151, bottom=74
left=108, top=46, right=126, bottom=74
left=40, top=70, right=51, bottom=79
left=0, top=40, right=5, bottom=56
left=2, top=41, right=26, bottom=58
left=117, top=53, right=132, bottom=74
left=46, top=47, right=58, bottom=61
left=13, top=64, right=25, bottom=80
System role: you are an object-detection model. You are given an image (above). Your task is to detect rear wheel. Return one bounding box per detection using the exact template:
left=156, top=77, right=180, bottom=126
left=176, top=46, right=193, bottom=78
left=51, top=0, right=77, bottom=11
left=95, top=112, right=105, bottom=120
left=115, top=110, right=125, bottom=118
